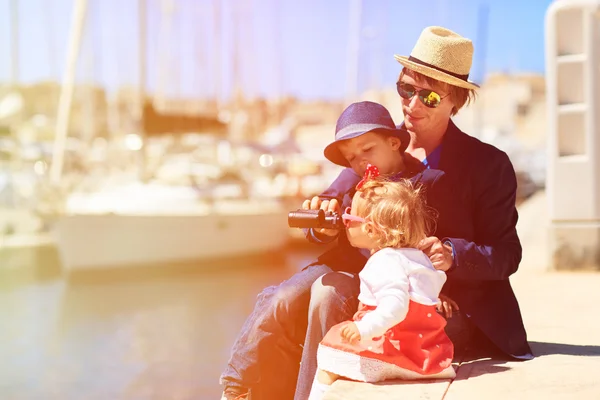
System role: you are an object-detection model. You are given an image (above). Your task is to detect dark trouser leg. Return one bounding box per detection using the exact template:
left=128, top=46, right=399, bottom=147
left=443, top=311, right=504, bottom=361
left=294, top=272, right=360, bottom=400
left=220, top=264, right=332, bottom=399
left=443, top=310, right=474, bottom=361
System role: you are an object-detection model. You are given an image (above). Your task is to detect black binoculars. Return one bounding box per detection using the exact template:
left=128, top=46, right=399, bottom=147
left=287, top=209, right=344, bottom=230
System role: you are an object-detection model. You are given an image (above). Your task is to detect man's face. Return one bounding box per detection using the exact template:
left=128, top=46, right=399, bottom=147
left=398, top=72, right=455, bottom=134
left=337, top=131, right=402, bottom=176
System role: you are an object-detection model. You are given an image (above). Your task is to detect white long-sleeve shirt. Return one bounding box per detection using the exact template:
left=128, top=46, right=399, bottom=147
left=354, top=247, right=447, bottom=340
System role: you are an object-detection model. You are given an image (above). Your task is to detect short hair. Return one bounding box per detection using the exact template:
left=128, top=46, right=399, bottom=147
left=398, top=68, right=477, bottom=116
left=356, top=178, right=436, bottom=249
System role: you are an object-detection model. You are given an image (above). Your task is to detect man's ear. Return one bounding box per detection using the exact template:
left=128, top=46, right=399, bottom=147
left=388, top=136, right=402, bottom=151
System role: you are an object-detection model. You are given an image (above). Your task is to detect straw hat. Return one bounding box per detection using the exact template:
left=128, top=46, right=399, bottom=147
left=324, top=101, right=409, bottom=167
left=394, top=26, right=480, bottom=90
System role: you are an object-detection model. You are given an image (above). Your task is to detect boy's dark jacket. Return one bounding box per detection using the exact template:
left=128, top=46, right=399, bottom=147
left=308, top=120, right=532, bottom=360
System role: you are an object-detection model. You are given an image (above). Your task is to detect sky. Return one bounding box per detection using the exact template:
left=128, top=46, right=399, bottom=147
left=0, top=0, right=556, bottom=101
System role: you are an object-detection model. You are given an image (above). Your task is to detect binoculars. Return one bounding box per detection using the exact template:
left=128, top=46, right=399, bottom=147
left=287, top=209, right=344, bottom=230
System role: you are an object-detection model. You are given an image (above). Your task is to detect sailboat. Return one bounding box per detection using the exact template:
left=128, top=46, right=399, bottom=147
left=55, top=183, right=289, bottom=269
left=50, top=0, right=291, bottom=270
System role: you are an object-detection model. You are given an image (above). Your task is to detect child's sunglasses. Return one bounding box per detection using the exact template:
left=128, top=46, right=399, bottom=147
left=396, top=82, right=448, bottom=109
left=342, top=207, right=366, bottom=228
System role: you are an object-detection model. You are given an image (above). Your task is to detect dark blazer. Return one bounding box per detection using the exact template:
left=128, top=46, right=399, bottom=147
left=310, top=121, right=532, bottom=359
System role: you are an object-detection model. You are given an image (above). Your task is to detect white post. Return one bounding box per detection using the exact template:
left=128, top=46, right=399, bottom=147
left=545, top=0, right=600, bottom=270
left=49, top=0, right=88, bottom=185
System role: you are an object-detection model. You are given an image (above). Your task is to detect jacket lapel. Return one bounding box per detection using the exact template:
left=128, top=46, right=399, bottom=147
left=439, top=120, right=466, bottom=172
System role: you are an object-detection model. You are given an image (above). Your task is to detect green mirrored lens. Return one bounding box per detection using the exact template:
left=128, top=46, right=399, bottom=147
left=419, top=90, right=441, bottom=108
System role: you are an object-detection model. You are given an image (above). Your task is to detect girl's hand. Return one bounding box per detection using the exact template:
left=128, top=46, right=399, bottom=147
left=437, top=293, right=459, bottom=319
left=340, top=322, right=361, bottom=343
left=301, top=196, right=341, bottom=236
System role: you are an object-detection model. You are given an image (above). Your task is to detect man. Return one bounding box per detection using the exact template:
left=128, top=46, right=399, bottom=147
left=221, top=26, right=533, bottom=400
left=293, top=26, right=533, bottom=399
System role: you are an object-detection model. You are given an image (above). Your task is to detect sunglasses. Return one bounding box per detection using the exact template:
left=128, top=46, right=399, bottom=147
left=396, top=82, right=449, bottom=109
left=342, top=207, right=366, bottom=227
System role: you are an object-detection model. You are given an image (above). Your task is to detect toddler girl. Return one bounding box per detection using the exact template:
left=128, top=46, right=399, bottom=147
left=308, top=171, right=455, bottom=399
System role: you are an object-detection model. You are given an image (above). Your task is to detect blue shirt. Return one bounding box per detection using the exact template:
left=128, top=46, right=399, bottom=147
left=422, top=144, right=443, bottom=170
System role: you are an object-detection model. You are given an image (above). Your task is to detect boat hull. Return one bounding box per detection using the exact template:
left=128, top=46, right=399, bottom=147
left=54, top=212, right=290, bottom=270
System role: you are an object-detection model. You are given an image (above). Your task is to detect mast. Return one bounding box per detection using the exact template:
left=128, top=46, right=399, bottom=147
left=345, top=0, right=362, bottom=104
left=138, top=0, right=148, bottom=181
left=473, top=3, right=489, bottom=139
left=232, top=3, right=242, bottom=108
left=49, top=0, right=88, bottom=185
left=273, top=0, right=283, bottom=123
left=213, top=0, right=222, bottom=110
left=156, top=0, right=175, bottom=107
left=10, top=0, right=19, bottom=84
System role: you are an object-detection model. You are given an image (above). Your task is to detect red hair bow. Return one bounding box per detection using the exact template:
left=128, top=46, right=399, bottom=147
left=355, top=164, right=380, bottom=190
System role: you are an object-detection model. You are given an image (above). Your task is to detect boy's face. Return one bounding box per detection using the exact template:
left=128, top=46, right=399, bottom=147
left=337, top=131, right=403, bottom=176
left=345, top=192, right=376, bottom=250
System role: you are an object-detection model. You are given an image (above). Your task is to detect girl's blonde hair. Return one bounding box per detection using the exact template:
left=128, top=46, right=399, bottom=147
left=398, top=68, right=477, bottom=116
left=356, top=178, right=436, bottom=249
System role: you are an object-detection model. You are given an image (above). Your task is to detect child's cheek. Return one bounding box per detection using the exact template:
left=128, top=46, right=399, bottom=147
left=346, top=229, right=354, bottom=243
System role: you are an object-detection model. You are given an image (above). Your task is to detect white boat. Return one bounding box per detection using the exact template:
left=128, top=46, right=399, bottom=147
left=54, top=182, right=290, bottom=270
left=45, top=0, right=292, bottom=271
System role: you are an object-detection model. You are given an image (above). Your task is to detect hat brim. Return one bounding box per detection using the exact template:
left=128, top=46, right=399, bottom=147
left=394, top=55, right=480, bottom=90
left=324, top=127, right=410, bottom=167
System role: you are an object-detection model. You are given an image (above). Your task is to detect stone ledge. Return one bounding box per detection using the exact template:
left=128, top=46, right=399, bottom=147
left=323, top=377, right=452, bottom=400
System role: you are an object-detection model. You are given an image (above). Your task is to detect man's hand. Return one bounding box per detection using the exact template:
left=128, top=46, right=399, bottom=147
left=418, top=236, right=453, bottom=272
left=340, top=322, right=361, bottom=343
left=437, top=293, right=460, bottom=319
left=301, top=196, right=341, bottom=236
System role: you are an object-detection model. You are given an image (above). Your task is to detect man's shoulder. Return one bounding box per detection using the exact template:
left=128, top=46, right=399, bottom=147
left=449, top=126, right=511, bottom=165
left=447, top=127, right=517, bottom=190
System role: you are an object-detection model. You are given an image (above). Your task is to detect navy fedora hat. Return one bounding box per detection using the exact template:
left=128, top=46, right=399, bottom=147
left=324, top=101, right=410, bottom=167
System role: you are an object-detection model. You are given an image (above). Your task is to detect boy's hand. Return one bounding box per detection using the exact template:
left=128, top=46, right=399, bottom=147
left=302, top=196, right=341, bottom=236
left=437, top=293, right=459, bottom=319
left=418, top=236, right=453, bottom=272
left=340, top=322, right=361, bottom=343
